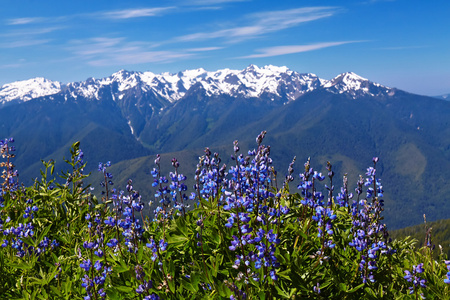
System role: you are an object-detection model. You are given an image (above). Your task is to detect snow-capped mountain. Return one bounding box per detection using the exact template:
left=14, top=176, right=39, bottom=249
left=0, top=77, right=61, bottom=103
left=323, top=72, right=395, bottom=98
left=0, top=65, right=394, bottom=105
left=61, top=65, right=325, bottom=103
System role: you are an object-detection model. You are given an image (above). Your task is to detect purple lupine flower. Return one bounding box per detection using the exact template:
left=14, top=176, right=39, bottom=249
left=80, top=259, right=92, bottom=272
left=444, top=260, right=450, bottom=284
left=404, top=263, right=427, bottom=296
left=313, top=282, right=321, bottom=294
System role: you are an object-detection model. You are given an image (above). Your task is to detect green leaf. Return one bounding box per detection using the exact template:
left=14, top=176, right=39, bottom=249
left=167, top=234, right=189, bottom=245
left=106, top=288, right=121, bottom=300
left=277, top=269, right=291, bottom=281
left=41, top=288, right=48, bottom=299
left=115, top=261, right=130, bottom=274
left=50, top=286, right=62, bottom=297
left=182, top=277, right=197, bottom=293
left=364, top=287, right=378, bottom=299
left=137, top=242, right=144, bottom=261
left=115, top=285, right=134, bottom=293
left=258, top=290, right=266, bottom=300
left=347, top=283, right=365, bottom=293
left=199, top=197, right=212, bottom=209
left=190, top=271, right=201, bottom=288
left=214, top=253, right=223, bottom=277
left=274, top=285, right=291, bottom=299
left=63, top=279, right=73, bottom=297
left=168, top=258, right=175, bottom=277
left=7, top=260, right=34, bottom=270
left=37, top=224, right=52, bottom=246
left=175, top=216, right=189, bottom=236
left=216, top=280, right=230, bottom=297
left=28, top=276, right=45, bottom=285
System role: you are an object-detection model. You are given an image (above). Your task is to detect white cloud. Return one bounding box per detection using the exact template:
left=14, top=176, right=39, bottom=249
left=6, top=16, right=69, bottom=26
left=69, top=37, right=126, bottom=56
left=187, top=0, right=249, bottom=4
left=101, top=7, right=175, bottom=19
left=248, top=7, right=339, bottom=31
left=0, top=39, right=52, bottom=48
left=67, top=37, right=197, bottom=66
left=0, top=61, right=27, bottom=69
left=186, top=47, right=223, bottom=52
left=363, top=0, right=396, bottom=4
left=6, top=17, right=45, bottom=25
left=0, top=27, right=63, bottom=38
left=7, top=6, right=175, bottom=27
left=239, top=41, right=361, bottom=58
left=175, top=6, right=340, bottom=43
left=379, top=45, right=429, bottom=50
left=177, top=26, right=262, bottom=42
left=88, top=50, right=194, bottom=66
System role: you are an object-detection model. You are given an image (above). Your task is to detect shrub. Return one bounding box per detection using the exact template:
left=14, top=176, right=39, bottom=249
left=1, top=133, right=449, bottom=299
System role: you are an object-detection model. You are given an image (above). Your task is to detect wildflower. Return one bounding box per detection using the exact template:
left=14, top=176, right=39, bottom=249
left=80, top=259, right=92, bottom=272
left=404, top=263, right=426, bottom=297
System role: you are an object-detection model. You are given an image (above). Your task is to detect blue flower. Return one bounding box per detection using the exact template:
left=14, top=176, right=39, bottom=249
left=80, top=259, right=92, bottom=272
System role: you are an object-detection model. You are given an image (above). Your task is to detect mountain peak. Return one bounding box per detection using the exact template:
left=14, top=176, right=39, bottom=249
left=322, top=71, right=391, bottom=98
left=244, top=64, right=259, bottom=71
left=243, top=64, right=292, bottom=76
left=326, top=72, right=368, bottom=85
left=339, top=71, right=367, bottom=81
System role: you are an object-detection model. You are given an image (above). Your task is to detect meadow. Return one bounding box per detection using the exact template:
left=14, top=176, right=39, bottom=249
left=1, top=132, right=449, bottom=299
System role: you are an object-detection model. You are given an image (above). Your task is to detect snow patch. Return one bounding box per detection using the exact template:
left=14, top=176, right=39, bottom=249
left=0, top=78, right=61, bottom=103
left=127, top=120, right=134, bottom=135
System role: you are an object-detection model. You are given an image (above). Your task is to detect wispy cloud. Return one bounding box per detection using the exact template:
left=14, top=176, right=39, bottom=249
left=69, top=37, right=127, bottom=56
left=238, top=41, right=362, bottom=58
left=186, top=47, right=223, bottom=52
left=0, top=39, right=52, bottom=48
left=177, top=26, right=262, bottom=42
left=6, top=16, right=69, bottom=26
left=100, top=7, right=175, bottom=19
left=0, top=27, right=64, bottom=38
left=88, top=50, right=194, bottom=66
left=379, top=45, right=429, bottom=50
left=6, top=17, right=45, bottom=25
left=7, top=6, right=175, bottom=27
left=175, top=6, right=340, bottom=43
left=363, top=0, right=396, bottom=4
left=0, top=25, right=62, bottom=48
left=248, top=7, right=339, bottom=31
left=67, top=37, right=205, bottom=66
left=0, top=60, right=28, bottom=69
left=187, top=0, right=249, bottom=4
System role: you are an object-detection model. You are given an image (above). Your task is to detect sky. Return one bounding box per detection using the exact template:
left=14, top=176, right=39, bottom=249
left=0, top=0, right=449, bottom=96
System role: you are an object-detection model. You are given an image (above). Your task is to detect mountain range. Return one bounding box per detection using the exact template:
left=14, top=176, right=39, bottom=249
left=0, top=65, right=393, bottom=104
left=1, top=64, right=449, bottom=230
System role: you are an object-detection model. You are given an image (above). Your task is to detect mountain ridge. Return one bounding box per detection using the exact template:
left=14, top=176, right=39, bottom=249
left=0, top=65, right=395, bottom=105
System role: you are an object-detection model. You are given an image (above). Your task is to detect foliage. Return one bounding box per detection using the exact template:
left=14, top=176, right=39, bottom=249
left=1, top=134, right=450, bottom=299
left=391, top=217, right=450, bottom=260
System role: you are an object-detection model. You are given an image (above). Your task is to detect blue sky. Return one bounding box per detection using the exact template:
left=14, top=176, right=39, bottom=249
left=0, top=0, right=449, bottom=96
